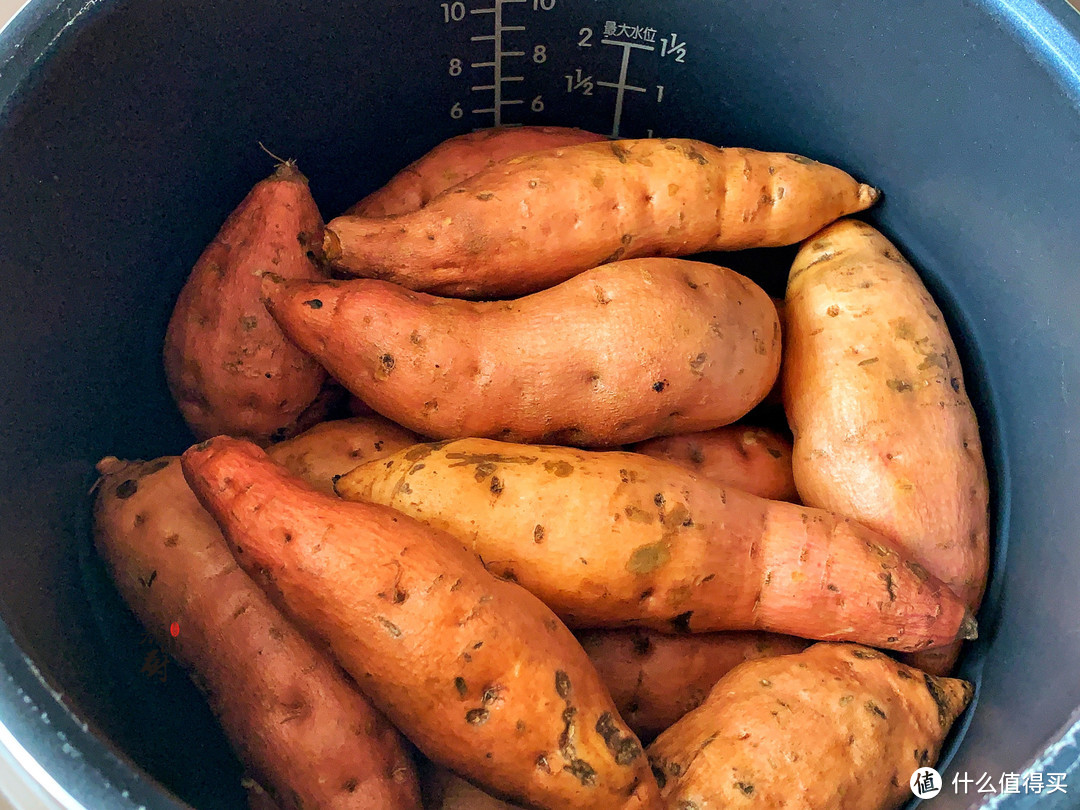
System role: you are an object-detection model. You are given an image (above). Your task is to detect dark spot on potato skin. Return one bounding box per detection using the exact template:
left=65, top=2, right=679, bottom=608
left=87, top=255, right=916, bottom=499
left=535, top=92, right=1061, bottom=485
left=164, top=533, right=179, bottom=547
left=465, top=708, right=490, bottom=724
left=652, top=380, right=668, bottom=393
left=611, top=143, right=631, bottom=163
left=650, top=762, right=667, bottom=789
left=116, top=479, right=138, bottom=499
left=533, top=524, right=545, bottom=543
left=631, top=632, right=652, bottom=657
left=490, top=476, right=504, bottom=495
left=454, top=677, right=468, bottom=697
left=924, top=673, right=957, bottom=727
left=303, top=299, right=323, bottom=309
left=143, top=458, right=171, bottom=476
left=670, top=611, right=693, bottom=633
left=543, top=460, right=574, bottom=477
left=553, top=671, right=574, bottom=699
left=595, top=712, right=643, bottom=764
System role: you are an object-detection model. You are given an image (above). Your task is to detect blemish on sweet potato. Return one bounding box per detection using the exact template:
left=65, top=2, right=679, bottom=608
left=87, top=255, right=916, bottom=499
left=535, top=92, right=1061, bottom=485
left=543, top=460, right=574, bottom=477
left=627, top=542, right=670, bottom=575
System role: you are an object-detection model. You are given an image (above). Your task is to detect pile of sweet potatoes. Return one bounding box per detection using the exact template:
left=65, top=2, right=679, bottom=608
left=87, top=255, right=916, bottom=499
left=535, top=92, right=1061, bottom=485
left=95, top=126, right=989, bottom=810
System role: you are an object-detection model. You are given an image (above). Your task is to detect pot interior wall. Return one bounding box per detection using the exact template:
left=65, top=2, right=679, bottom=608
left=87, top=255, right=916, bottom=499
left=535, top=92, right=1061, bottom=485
left=1, top=0, right=1079, bottom=807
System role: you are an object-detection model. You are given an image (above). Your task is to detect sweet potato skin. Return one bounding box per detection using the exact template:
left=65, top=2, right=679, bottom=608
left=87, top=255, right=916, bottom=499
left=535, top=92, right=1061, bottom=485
left=324, top=140, right=879, bottom=298
left=424, top=767, right=526, bottom=810
left=577, top=630, right=808, bottom=741
left=630, top=426, right=797, bottom=501
left=348, top=126, right=605, bottom=217
left=93, top=455, right=421, bottom=810
left=262, top=259, right=780, bottom=446
left=783, top=219, right=989, bottom=673
left=648, top=643, right=973, bottom=810
left=268, top=416, right=419, bottom=494
left=163, top=163, right=328, bottom=444
left=336, top=438, right=974, bottom=652
left=181, top=437, right=661, bottom=810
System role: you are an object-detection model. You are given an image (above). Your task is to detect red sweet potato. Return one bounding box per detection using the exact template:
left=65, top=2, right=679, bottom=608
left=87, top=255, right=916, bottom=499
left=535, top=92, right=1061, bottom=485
left=577, top=630, right=808, bottom=741
left=784, top=220, right=990, bottom=673
left=336, top=438, right=977, bottom=652
left=648, top=643, right=973, bottom=809
left=630, top=425, right=797, bottom=502
left=347, top=126, right=605, bottom=217
left=324, top=140, right=879, bottom=298
left=163, top=162, right=328, bottom=444
left=182, top=437, right=662, bottom=810
left=93, top=455, right=421, bottom=810
left=261, top=258, right=780, bottom=446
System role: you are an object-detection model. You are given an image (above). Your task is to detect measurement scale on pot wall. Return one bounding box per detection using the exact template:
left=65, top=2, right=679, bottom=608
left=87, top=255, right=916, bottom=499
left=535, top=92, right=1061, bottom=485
left=437, top=0, right=690, bottom=137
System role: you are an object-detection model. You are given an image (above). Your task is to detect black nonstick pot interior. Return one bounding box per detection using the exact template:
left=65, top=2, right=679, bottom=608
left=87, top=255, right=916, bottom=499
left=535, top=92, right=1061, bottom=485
left=1, top=1, right=1080, bottom=808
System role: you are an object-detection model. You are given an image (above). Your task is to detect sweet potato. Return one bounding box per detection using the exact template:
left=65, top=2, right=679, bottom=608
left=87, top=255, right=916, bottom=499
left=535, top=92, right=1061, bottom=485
left=93, top=455, right=421, bottom=810
left=783, top=220, right=989, bottom=673
left=647, top=643, right=973, bottom=809
left=630, top=426, right=797, bottom=501
left=347, top=126, right=605, bottom=217
left=269, top=416, right=419, bottom=494
left=423, top=767, right=526, bottom=810
left=323, top=140, right=879, bottom=298
left=181, top=437, right=662, bottom=810
left=163, top=162, right=328, bottom=444
left=262, top=258, right=780, bottom=446
left=577, top=630, right=808, bottom=741
left=336, top=438, right=975, bottom=652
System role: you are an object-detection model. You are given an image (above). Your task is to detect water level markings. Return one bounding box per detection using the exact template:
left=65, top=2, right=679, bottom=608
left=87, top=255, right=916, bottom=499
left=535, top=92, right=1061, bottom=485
left=597, top=38, right=654, bottom=138
left=469, top=0, right=528, bottom=124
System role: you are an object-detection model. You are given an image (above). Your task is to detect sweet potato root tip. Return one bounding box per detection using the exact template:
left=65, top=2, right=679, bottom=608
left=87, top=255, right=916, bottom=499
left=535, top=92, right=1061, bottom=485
left=324, top=228, right=342, bottom=261
left=859, top=183, right=881, bottom=204
left=961, top=611, right=978, bottom=641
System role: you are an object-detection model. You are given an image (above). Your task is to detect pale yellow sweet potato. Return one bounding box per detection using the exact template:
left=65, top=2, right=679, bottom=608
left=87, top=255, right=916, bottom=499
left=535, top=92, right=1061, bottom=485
left=182, top=437, right=662, bottom=810
left=783, top=220, right=989, bottom=673
left=577, top=630, right=808, bottom=741
left=163, top=162, right=328, bottom=444
left=648, top=643, right=973, bottom=809
left=630, top=426, right=797, bottom=501
left=347, top=126, right=605, bottom=217
left=324, top=140, right=878, bottom=298
left=268, top=416, right=419, bottom=494
left=336, top=438, right=975, bottom=652
left=93, top=455, right=421, bottom=810
left=262, top=258, right=780, bottom=446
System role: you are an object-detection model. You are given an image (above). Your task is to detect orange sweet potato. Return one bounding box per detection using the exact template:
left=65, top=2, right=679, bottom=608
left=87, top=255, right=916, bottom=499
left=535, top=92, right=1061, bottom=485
left=347, top=126, right=605, bottom=217
left=323, top=140, right=879, bottom=298
left=577, top=630, right=808, bottom=741
left=93, top=455, right=421, bottom=810
left=164, top=162, right=329, bottom=444
left=783, top=220, right=990, bottom=673
left=647, top=643, right=973, bottom=809
left=262, top=258, right=780, bottom=446
left=630, top=426, right=797, bottom=501
left=336, top=438, right=975, bottom=652
left=181, top=437, right=662, bottom=810
left=268, top=416, right=419, bottom=494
